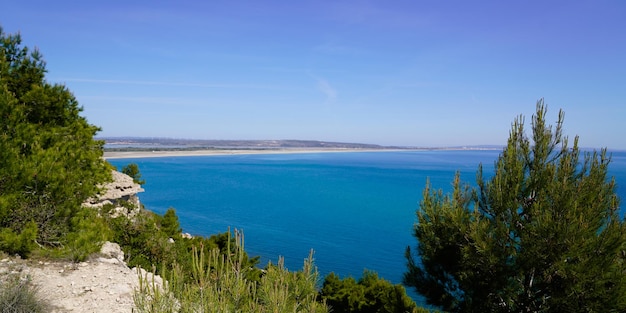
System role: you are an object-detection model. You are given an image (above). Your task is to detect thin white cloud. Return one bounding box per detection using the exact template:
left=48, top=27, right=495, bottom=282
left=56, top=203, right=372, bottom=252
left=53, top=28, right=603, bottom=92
left=257, top=66, right=345, bottom=74
left=316, top=78, right=337, bottom=102
left=55, top=78, right=286, bottom=90
left=78, top=95, right=204, bottom=106
left=305, top=71, right=338, bottom=103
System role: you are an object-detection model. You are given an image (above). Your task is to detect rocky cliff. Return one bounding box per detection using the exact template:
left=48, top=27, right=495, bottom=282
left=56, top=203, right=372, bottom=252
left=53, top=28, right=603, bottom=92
left=83, top=170, right=145, bottom=217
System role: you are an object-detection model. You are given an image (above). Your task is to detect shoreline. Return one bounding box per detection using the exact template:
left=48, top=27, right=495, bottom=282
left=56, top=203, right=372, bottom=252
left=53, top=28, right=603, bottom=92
left=103, top=147, right=503, bottom=160
left=103, top=148, right=397, bottom=159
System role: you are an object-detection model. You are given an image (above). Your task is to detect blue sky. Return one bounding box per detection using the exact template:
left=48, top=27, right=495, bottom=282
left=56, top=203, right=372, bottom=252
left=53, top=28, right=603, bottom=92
left=3, top=1, right=625, bottom=148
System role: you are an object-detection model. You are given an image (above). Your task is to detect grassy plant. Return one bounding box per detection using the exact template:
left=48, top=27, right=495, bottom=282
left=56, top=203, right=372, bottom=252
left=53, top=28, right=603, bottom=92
left=0, top=274, right=50, bottom=313
left=258, top=251, right=327, bottom=313
left=133, top=229, right=328, bottom=313
left=134, top=267, right=179, bottom=313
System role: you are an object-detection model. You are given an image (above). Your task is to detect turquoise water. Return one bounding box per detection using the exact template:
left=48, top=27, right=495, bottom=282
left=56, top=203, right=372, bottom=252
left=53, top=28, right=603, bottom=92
left=108, top=150, right=626, bottom=288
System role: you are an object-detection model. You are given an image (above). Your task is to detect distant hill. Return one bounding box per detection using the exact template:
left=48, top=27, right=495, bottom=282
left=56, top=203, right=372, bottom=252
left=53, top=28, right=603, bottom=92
left=100, top=137, right=403, bottom=150
left=99, top=137, right=503, bottom=152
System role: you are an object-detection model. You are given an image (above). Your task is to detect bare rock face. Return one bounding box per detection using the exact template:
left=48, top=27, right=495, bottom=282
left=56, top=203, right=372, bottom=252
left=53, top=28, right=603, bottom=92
left=100, top=241, right=125, bottom=263
left=99, top=171, right=145, bottom=201
left=84, top=170, right=144, bottom=217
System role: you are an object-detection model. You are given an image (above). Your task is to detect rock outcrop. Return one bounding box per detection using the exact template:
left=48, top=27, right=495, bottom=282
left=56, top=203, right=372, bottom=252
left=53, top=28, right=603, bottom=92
left=83, top=170, right=144, bottom=217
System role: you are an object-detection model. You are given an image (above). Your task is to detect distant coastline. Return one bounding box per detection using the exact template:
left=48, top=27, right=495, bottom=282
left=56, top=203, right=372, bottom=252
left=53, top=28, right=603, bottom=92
left=103, top=147, right=504, bottom=160
left=100, top=137, right=502, bottom=159
left=103, top=148, right=394, bottom=159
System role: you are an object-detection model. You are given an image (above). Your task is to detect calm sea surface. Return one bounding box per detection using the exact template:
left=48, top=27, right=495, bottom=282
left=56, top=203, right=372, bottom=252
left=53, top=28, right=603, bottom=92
left=108, top=150, right=626, bottom=288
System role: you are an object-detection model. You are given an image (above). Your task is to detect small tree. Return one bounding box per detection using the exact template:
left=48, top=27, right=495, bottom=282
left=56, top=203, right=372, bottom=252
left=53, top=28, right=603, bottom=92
left=160, top=207, right=181, bottom=238
left=121, top=163, right=146, bottom=185
left=404, top=100, right=626, bottom=312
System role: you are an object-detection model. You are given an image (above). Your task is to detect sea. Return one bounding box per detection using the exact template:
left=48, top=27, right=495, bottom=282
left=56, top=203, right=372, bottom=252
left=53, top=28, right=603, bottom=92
left=107, top=149, right=626, bottom=293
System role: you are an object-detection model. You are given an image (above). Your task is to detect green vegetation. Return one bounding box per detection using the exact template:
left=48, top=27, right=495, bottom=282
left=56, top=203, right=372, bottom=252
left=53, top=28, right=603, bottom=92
left=161, top=207, right=181, bottom=238
left=320, top=271, right=425, bottom=313
left=405, top=101, right=626, bottom=312
left=63, top=207, right=112, bottom=262
left=122, top=163, right=146, bottom=185
left=0, top=221, right=37, bottom=257
left=134, top=232, right=328, bottom=312
left=0, top=27, right=110, bottom=257
left=105, top=201, right=261, bottom=280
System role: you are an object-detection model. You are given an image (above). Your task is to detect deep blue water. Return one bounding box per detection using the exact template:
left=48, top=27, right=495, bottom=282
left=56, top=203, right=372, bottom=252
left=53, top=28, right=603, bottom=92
left=108, top=150, right=626, bottom=290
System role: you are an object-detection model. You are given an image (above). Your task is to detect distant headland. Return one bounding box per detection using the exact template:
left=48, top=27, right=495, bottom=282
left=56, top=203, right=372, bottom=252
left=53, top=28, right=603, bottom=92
left=100, top=137, right=502, bottom=159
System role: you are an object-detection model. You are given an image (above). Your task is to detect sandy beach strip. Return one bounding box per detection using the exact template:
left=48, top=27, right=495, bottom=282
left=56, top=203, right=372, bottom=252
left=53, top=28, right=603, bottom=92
left=103, top=148, right=396, bottom=159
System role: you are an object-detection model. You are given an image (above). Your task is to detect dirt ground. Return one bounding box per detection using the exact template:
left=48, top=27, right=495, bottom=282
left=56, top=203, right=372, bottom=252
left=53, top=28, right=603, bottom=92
left=0, top=242, right=162, bottom=313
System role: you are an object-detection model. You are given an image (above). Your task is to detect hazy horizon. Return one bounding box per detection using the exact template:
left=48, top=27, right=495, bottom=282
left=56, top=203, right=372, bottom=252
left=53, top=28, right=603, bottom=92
left=3, top=1, right=625, bottom=149
left=101, top=136, right=626, bottom=152
left=102, top=139, right=503, bottom=149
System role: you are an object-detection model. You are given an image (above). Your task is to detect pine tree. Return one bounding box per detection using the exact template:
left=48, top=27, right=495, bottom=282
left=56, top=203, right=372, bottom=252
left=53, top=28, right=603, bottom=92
left=121, top=163, right=146, bottom=185
left=160, top=207, right=181, bottom=238
left=0, top=28, right=110, bottom=254
left=404, top=100, right=626, bottom=312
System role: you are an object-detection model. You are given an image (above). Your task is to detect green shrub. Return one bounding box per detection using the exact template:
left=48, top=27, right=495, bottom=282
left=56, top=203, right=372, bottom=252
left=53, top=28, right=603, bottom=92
left=108, top=210, right=175, bottom=271
left=0, top=221, right=37, bottom=258
left=320, top=270, right=423, bottom=313
left=63, top=207, right=112, bottom=262
left=159, top=208, right=181, bottom=238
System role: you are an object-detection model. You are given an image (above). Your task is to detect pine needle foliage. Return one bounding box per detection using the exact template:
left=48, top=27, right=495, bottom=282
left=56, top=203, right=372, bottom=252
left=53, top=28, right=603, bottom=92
left=122, top=163, right=146, bottom=185
left=0, top=28, right=110, bottom=255
left=404, top=100, right=626, bottom=312
left=258, top=251, right=325, bottom=313
left=320, top=270, right=423, bottom=313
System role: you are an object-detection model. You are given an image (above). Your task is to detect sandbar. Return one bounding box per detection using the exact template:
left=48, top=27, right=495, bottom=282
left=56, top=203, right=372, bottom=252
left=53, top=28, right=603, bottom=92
left=103, top=148, right=397, bottom=159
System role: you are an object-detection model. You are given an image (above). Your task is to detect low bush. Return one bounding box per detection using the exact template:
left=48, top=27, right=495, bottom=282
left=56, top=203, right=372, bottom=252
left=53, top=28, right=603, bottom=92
left=320, top=270, right=424, bottom=313
left=64, top=207, right=112, bottom=262
left=0, top=222, right=37, bottom=258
